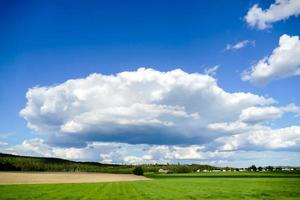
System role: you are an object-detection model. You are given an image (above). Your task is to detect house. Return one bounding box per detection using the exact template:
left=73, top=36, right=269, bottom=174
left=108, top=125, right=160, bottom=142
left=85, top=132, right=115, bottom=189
left=282, top=168, right=291, bottom=171
left=158, top=169, right=170, bottom=173
left=202, top=169, right=209, bottom=172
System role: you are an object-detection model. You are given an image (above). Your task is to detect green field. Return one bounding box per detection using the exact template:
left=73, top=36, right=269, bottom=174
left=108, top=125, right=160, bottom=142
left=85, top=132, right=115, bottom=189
left=1, top=172, right=300, bottom=200
left=145, top=171, right=300, bottom=178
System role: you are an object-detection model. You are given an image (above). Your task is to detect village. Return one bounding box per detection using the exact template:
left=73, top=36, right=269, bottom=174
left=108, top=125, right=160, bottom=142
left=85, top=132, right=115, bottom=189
left=158, top=166, right=299, bottom=174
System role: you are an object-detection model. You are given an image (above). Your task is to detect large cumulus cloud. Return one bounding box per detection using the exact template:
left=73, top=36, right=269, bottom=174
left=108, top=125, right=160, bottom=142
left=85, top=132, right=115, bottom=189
left=20, top=68, right=275, bottom=146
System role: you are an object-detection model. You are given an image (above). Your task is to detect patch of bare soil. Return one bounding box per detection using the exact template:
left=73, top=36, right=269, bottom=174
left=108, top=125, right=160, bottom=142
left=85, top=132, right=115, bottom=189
left=0, top=172, right=150, bottom=184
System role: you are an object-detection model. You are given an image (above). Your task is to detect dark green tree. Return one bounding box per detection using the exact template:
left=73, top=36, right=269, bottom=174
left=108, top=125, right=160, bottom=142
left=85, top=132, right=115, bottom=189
left=266, top=166, right=274, bottom=171
left=249, top=165, right=257, bottom=171
left=133, top=166, right=144, bottom=175
left=176, top=165, right=191, bottom=173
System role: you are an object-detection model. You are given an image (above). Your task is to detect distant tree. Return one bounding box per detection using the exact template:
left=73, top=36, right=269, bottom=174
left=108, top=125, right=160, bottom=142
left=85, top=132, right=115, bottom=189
left=275, top=167, right=282, bottom=171
left=0, top=162, right=20, bottom=171
left=249, top=165, right=257, bottom=171
left=176, top=165, right=190, bottom=173
left=266, top=166, right=274, bottom=171
left=133, top=166, right=144, bottom=175
left=258, top=166, right=263, bottom=171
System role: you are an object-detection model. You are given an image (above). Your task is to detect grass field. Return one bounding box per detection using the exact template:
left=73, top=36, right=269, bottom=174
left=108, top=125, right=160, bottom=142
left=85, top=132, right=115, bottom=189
left=145, top=171, right=300, bottom=178
left=0, top=172, right=300, bottom=200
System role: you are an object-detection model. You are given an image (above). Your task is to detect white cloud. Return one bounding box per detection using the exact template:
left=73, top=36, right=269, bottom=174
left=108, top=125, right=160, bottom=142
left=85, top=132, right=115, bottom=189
left=3, top=135, right=300, bottom=166
left=207, top=121, right=252, bottom=134
left=215, top=126, right=300, bottom=151
left=242, top=34, right=300, bottom=85
left=239, top=106, right=283, bottom=123
left=282, top=103, right=300, bottom=116
left=208, top=104, right=300, bottom=133
left=245, top=0, right=300, bottom=30
left=123, top=155, right=153, bottom=165
left=172, top=146, right=205, bottom=160
left=0, top=132, right=14, bottom=139
left=20, top=68, right=275, bottom=146
left=2, top=138, right=233, bottom=164
left=0, top=141, right=8, bottom=147
left=239, top=104, right=300, bottom=123
left=204, top=65, right=219, bottom=76
left=207, top=102, right=300, bottom=152
left=5, top=138, right=87, bottom=159
left=4, top=138, right=131, bottom=162
left=225, top=40, right=255, bottom=51
left=17, top=68, right=300, bottom=166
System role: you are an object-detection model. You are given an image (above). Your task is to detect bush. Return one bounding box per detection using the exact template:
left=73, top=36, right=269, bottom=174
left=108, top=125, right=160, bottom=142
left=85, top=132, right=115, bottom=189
left=0, top=162, right=21, bottom=171
left=133, top=166, right=144, bottom=175
left=175, top=165, right=191, bottom=173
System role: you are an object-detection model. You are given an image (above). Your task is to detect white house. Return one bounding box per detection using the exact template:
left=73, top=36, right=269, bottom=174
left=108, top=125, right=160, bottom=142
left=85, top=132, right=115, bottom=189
left=158, top=169, right=170, bottom=173
left=282, top=168, right=291, bottom=171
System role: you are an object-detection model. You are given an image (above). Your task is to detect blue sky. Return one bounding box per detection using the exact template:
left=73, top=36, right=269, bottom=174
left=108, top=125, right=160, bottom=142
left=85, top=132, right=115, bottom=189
left=1, top=0, right=300, bottom=167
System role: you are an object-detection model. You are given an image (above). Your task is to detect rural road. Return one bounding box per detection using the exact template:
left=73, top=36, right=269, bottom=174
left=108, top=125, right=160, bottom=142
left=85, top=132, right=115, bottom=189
left=0, top=172, right=150, bottom=184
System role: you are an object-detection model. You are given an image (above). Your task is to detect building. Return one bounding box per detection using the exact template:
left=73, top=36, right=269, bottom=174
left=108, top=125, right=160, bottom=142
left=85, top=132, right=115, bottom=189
left=282, top=168, right=292, bottom=171
left=158, top=169, right=170, bottom=173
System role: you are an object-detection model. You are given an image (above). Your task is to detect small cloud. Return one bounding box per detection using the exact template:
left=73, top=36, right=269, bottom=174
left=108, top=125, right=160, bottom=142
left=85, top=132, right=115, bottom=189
left=225, top=40, right=255, bottom=51
left=0, top=132, right=15, bottom=139
left=204, top=65, right=219, bottom=76
left=245, top=0, right=300, bottom=30
left=0, top=141, right=8, bottom=146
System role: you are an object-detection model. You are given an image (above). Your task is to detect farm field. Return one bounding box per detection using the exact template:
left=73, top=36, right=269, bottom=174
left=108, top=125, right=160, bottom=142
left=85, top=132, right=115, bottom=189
left=0, top=172, right=299, bottom=200
left=0, top=172, right=149, bottom=184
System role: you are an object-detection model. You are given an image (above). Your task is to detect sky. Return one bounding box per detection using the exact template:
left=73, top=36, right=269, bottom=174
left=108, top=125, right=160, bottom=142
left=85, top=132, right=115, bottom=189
left=0, top=0, right=300, bottom=167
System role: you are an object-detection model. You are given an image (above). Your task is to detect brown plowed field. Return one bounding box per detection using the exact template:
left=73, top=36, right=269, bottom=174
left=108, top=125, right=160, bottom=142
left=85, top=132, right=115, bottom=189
left=0, top=172, right=150, bottom=184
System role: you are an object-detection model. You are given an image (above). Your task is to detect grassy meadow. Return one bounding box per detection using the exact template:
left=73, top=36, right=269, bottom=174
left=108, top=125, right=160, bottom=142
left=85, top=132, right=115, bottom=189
left=145, top=171, right=300, bottom=178
left=1, top=172, right=300, bottom=200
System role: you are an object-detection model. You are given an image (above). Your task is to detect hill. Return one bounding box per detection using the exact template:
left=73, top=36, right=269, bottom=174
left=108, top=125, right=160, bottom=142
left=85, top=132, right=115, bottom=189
left=0, top=153, right=134, bottom=173
left=0, top=153, right=218, bottom=174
